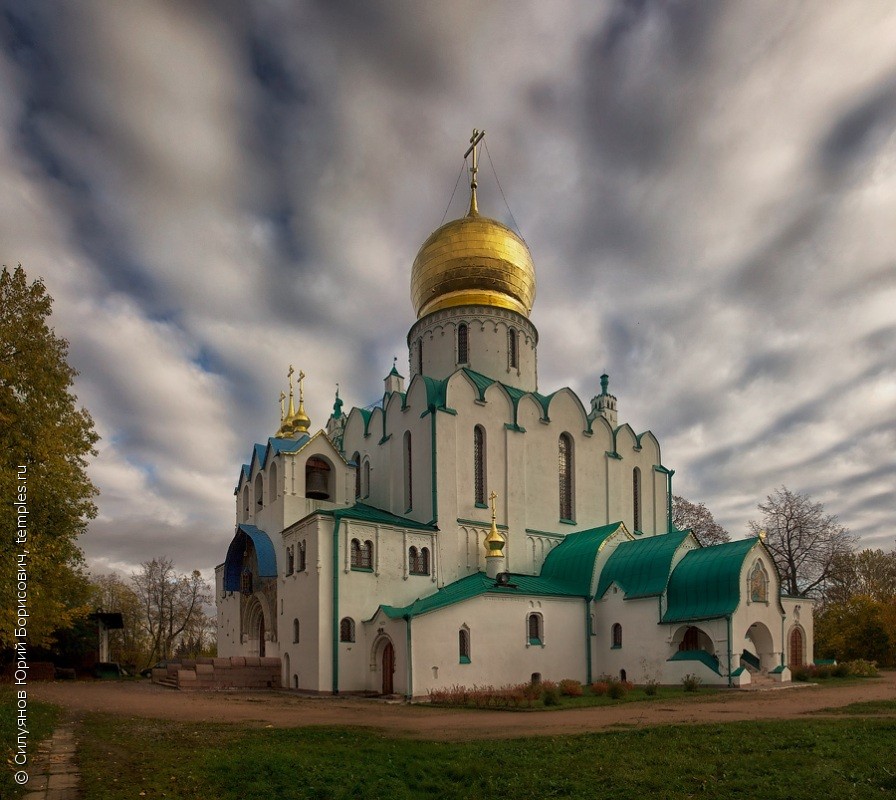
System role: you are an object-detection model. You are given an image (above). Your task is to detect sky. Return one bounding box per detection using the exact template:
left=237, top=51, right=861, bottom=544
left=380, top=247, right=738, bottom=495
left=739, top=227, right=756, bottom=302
left=1, top=0, right=894, bottom=581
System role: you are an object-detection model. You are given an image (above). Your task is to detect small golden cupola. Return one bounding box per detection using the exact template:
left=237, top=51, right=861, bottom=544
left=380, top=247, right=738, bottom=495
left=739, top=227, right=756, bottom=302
left=410, top=130, right=536, bottom=320
left=276, top=365, right=311, bottom=439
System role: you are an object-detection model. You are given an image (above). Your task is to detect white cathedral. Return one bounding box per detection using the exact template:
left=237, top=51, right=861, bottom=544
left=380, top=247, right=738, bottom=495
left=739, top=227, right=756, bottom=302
left=216, top=137, right=813, bottom=696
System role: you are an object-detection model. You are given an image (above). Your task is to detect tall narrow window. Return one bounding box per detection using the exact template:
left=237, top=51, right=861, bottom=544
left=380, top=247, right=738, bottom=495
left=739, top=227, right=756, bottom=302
left=293, top=619, right=300, bottom=643
left=298, top=540, right=307, bottom=572
left=508, top=327, right=518, bottom=369
left=350, top=538, right=362, bottom=568
left=417, top=338, right=424, bottom=375
left=632, top=467, right=642, bottom=531
left=420, top=547, right=430, bottom=575
left=408, top=546, right=419, bottom=573
left=473, top=425, right=486, bottom=506
left=286, top=546, right=294, bottom=576
left=340, top=617, right=355, bottom=643
left=404, top=431, right=413, bottom=511
left=528, top=613, right=543, bottom=645
left=363, top=459, right=370, bottom=498
left=612, top=623, right=622, bottom=648
left=269, top=461, right=279, bottom=503
left=352, top=452, right=361, bottom=498
left=459, top=628, right=471, bottom=663
left=559, top=433, right=574, bottom=521
left=457, top=323, right=469, bottom=364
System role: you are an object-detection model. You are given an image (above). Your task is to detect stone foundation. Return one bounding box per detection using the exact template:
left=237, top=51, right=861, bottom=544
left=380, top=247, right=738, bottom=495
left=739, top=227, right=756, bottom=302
left=152, top=656, right=281, bottom=690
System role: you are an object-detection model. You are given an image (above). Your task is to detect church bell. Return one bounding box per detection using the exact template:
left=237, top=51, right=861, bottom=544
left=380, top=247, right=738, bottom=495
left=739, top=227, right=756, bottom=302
left=305, top=457, right=331, bottom=500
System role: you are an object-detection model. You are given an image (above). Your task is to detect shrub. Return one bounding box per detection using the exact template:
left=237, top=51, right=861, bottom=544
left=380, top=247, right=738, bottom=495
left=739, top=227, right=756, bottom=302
left=844, top=659, right=878, bottom=677
left=792, top=666, right=811, bottom=682
left=607, top=680, right=628, bottom=699
left=814, top=665, right=832, bottom=679
left=643, top=679, right=659, bottom=696
left=832, top=663, right=849, bottom=678
left=590, top=681, right=609, bottom=697
left=541, top=681, right=560, bottom=706
left=682, top=673, right=702, bottom=692
left=559, top=678, right=583, bottom=697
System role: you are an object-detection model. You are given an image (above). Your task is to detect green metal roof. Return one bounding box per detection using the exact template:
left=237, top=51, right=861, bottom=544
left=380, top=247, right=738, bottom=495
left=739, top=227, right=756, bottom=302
left=316, top=502, right=437, bottom=532
left=379, top=571, right=584, bottom=620
left=662, top=538, right=757, bottom=623
left=539, top=522, right=624, bottom=594
left=595, top=529, right=691, bottom=599
left=667, top=649, right=722, bottom=675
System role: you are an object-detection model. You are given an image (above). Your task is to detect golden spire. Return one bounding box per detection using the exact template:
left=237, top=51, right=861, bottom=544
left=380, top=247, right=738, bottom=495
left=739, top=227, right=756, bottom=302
left=293, top=369, right=311, bottom=434
left=464, top=129, right=485, bottom=217
left=483, top=489, right=506, bottom=558
left=287, top=365, right=297, bottom=420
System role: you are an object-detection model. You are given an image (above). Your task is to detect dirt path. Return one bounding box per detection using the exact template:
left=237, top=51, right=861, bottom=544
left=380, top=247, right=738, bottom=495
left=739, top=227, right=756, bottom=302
left=31, top=672, right=896, bottom=741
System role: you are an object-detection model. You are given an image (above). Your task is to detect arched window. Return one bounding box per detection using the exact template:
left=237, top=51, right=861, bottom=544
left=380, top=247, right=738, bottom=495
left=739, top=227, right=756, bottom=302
left=351, top=452, right=361, bottom=498
left=457, top=323, right=469, bottom=364
left=269, top=461, right=279, bottom=503
left=611, top=623, right=622, bottom=648
left=293, top=619, right=300, bottom=644
left=459, top=628, right=471, bottom=664
left=361, top=539, right=374, bottom=569
left=362, top=459, right=371, bottom=498
left=474, top=425, right=486, bottom=506
left=632, top=467, right=642, bottom=531
left=417, top=338, right=424, bottom=375
left=241, top=568, right=253, bottom=595
left=408, top=546, right=419, bottom=573
left=528, top=613, right=543, bottom=645
left=340, top=617, right=355, bottom=643
left=286, top=546, right=294, bottom=576
left=559, top=434, right=574, bottom=521
left=508, top=327, right=518, bottom=369
left=242, top=485, right=250, bottom=521
left=403, top=431, right=413, bottom=511
left=409, top=546, right=430, bottom=575
left=305, top=457, right=332, bottom=500
left=420, top=547, right=430, bottom=575
left=254, top=473, right=264, bottom=508
left=350, top=538, right=362, bottom=568
left=298, top=540, right=307, bottom=572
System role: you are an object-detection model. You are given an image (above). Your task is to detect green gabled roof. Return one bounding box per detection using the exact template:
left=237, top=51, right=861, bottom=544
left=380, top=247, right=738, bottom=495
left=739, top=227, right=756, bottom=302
left=379, top=571, right=584, bottom=620
left=539, top=522, right=624, bottom=594
left=317, top=502, right=437, bottom=532
left=595, top=529, right=692, bottom=599
left=662, top=538, right=757, bottom=623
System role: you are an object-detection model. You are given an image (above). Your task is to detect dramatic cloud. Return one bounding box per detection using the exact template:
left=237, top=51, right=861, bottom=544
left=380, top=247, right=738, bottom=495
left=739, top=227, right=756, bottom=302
left=1, top=0, right=893, bottom=582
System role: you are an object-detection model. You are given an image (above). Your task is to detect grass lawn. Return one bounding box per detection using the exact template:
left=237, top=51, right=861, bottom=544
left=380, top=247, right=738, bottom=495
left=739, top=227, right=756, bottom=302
left=77, top=713, right=896, bottom=800
left=0, top=685, right=61, bottom=800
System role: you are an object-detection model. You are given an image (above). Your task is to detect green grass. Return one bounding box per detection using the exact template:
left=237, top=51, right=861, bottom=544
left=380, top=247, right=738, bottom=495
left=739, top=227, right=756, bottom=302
left=815, top=699, right=896, bottom=715
left=0, top=685, right=61, bottom=800
left=78, top=713, right=896, bottom=800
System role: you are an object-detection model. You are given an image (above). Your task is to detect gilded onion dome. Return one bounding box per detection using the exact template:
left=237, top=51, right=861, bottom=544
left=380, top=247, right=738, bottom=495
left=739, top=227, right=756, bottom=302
left=410, top=211, right=536, bottom=319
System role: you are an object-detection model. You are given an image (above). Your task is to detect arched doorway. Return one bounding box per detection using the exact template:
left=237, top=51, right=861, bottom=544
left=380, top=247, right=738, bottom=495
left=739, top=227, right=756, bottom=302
left=745, top=622, right=775, bottom=672
left=789, top=627, right=805, bottom=668
left=382, top=642, right=395, bottom=695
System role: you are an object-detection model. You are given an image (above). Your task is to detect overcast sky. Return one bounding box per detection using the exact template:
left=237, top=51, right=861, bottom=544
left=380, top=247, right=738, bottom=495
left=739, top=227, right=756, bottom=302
left=2, top=1, right=894, bottom=580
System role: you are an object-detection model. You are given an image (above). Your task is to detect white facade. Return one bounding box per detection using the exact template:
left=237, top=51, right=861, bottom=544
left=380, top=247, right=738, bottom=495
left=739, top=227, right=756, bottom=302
left=216, top=178, right=814, bottom=696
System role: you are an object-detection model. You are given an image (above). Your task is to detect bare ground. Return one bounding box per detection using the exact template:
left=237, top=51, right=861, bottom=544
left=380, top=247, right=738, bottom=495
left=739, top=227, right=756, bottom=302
left=30, top=671, right=896, bottom=741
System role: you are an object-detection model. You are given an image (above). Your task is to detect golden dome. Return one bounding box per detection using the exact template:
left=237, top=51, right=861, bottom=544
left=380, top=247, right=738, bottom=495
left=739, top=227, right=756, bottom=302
left=410, top=211, right=536, bottom=319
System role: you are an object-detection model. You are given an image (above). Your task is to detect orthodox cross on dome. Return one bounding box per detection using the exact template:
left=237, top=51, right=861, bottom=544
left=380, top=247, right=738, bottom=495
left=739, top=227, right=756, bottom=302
left=464, top=128, right=485, bottom=216
left=489, top=489, right=498, bottom=524
left=279, top=391, right=286, bottom=423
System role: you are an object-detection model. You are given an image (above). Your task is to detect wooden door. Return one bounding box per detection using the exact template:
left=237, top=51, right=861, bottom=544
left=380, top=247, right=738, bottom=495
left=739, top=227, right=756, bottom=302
left=381, top=642, right=394, bottom=695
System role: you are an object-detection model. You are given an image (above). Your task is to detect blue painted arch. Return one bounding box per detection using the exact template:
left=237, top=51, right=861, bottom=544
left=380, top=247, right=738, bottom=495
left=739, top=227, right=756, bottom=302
left=224, top=524, right=278, bottom=592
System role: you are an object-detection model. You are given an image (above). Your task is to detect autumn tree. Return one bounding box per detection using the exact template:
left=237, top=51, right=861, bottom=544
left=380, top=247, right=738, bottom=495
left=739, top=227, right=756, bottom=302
left=91, top=573, right=149, bottom=669
left=1, top=264, right=98, bottom=648
left=131, top=557, right=212, bottom=667
left=672, top=496, right=731, bottom=546
left=748, top=486, right=855, bottom=597
left=821, top=548, right=896, bottom=607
